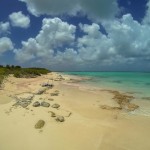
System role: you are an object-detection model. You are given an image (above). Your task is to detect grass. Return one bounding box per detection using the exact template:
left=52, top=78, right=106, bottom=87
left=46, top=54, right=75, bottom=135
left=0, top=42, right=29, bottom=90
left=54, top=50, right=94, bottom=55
left=0, top=65, right=50, bottom=87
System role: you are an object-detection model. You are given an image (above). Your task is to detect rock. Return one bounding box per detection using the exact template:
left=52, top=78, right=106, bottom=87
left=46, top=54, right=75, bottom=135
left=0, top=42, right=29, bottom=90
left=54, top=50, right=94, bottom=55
left=56, top=116, right=65, bottom=122
left=51, top=112, right=56, bottom=117
left=54, top=75, right=65, bottom=81
left=27, top=95, right=34, bottom=100
left=48, top=98, right=54, bottom=101
left=127, top=103, right=139, bottom=111
left=35, top=120, right=45, bottom=129
left=41, top=101, right=50, bottom=107
left=48, top=111, right=56, bottom=117
left=12, top=94, right=33, bottom=108
left=36, top=88, right=47, bottom=95
left=16, top=93, right=34, bottom=101
left=33, top=101, right=40, bottom=107
left=41, top=83, right=54, bottom=88
left=20, top=103, right=28, bottom=108
left=13, top=100, right=30, bottom=108
left=20, top=101, right=29, bottom=108
left=55, top=90, right=59, bottom=93
left=51, top=103, right=60, bottom=109
left=51, top=93, right=59, bottom=96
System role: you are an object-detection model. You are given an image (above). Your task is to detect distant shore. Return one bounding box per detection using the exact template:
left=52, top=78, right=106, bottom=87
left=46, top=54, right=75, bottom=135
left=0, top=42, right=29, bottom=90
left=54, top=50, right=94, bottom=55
left=0, top=72, right=150, bottom=150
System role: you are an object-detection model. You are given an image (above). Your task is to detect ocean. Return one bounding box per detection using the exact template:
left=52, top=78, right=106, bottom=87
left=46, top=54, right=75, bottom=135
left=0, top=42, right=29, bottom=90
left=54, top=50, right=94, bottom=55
left=65, top=72, right=150, bottom=99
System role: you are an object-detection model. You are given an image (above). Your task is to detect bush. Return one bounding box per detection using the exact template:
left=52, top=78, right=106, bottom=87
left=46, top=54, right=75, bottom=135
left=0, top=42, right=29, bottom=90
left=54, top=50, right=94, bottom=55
left=14, top=72, right=22, bottom=78
left=0, top=65, right=50, bottom=87
left=0, top=76, right=3, bottom=86
left=15, top=66, right=21, bottom=69
left=6, top=65, right=10, bottom=69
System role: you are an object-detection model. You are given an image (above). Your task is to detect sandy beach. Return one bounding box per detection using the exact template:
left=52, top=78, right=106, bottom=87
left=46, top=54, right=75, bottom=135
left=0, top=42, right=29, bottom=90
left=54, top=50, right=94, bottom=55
left=0, top=72, right=150, bottom=150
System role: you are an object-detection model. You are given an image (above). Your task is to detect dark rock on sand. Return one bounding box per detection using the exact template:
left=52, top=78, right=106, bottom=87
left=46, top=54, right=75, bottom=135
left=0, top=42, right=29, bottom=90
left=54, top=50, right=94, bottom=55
left=13, top=100, right=31, bottom=108
left=35, top=120, right=45, bottom=129
left=23, top=95, right=34, bottom=101
left=56, top=116, right=65, bottom=122
left=41, top=101, right=50, bottom=107
left=20, top=101, right=29, bottom=108
left=33, top=101, right=40, bottom=107
left=51, top=112, right=56, bottom=117
left=15, top=94, right=34, bottom=101
left=41, top=83, right=54, bottom=88
left=54, top=75, right=65, bottom=81
left=55, top=90, right=59, bottom=93
left=51, top=103, right=60, bottom=109
left=21, top=103, right=29, bottom=108
left=36, top=88, right=47, bottom=95
left=50, top=93, right=59, bottom=96
left=12, top=94, right=34, bottom=108
left=48, top=98, right=54, bottom=101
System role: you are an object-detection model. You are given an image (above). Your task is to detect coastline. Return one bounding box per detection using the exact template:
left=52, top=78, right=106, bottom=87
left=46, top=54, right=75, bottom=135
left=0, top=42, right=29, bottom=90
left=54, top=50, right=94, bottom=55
left=0, top=72, right=150, bottom=150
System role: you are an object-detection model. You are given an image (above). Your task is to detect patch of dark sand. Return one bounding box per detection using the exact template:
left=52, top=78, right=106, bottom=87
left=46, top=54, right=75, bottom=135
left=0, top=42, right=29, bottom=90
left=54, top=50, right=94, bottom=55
left=101, top=90, right=139, bottom=111
left=142, top=97, right=150, bottom=100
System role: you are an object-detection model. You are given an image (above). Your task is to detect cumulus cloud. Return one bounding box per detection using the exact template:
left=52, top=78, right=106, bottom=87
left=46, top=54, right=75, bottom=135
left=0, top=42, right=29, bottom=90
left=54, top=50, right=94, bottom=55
left=78, top=23, right=114, bottom=63
left=15, top=17, right=76, bottom=63
left=0, top=37, right=13, bottom=54
left=36, top=18, right=76, bottom=49
left=14, top=15, right=150, bottom=71
left=105, top=14, right=150, bottom=58
left=0, top=22, right=10, bottom=35
left=9, top=11, right=30, bottom=28
left=143, top=0, right=150, bottom=24
left=19, top=0, right=119, bottom=21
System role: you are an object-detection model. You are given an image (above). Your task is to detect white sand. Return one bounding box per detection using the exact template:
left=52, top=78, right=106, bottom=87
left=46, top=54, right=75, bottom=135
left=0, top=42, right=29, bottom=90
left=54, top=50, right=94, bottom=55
left=0, top=73, right=150, bottom=150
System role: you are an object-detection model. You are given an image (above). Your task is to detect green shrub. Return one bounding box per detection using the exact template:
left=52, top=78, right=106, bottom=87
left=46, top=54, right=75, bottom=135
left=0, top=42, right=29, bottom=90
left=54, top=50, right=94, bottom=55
left=0, top=65, right=50, bottom=86
left=14, top=72, right=22, bottom=78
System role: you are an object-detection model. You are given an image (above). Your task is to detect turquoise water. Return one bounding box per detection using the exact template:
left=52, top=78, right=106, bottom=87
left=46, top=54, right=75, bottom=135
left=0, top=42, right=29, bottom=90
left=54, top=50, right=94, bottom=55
left=65, top=72, right=150, bottom=98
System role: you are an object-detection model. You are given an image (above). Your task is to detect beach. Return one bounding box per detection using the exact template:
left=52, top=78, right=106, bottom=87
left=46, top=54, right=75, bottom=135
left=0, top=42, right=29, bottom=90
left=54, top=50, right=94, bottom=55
left=0, top=72, right=150, bottom=150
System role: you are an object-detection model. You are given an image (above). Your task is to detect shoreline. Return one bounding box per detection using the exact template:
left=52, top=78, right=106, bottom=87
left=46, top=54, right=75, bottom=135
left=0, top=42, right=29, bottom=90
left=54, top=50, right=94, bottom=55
left=62, top=72, right=150, bottom=100
left=0, top=72, right=150, bottom=150
left=62, top=73, right=150, bottom=116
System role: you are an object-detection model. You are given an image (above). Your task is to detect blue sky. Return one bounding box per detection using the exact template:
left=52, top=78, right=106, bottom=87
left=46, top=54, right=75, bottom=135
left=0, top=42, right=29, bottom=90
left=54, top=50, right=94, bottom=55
left=0, top=0, right=150, bottom=71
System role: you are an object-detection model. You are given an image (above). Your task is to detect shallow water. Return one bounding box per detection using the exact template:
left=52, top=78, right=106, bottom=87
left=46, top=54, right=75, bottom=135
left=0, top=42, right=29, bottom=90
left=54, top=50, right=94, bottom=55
left=65, top=72, right=150, bottom=99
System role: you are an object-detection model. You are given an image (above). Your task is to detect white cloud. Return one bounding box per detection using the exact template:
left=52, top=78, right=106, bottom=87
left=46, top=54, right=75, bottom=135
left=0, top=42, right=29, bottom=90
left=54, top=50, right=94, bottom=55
left=9, top=11, right=30, bottom=28
left=0, top=22, right=10, bottom=34
left=14, top=14, right=150, bottom=71
left=36, top=18, right=76, bottom=49
left=15, top=17, right=76, bottom=63
left=19, top=0, right=119, bottom=21
left=0, top=37, right=13, bottom=54
left=105, top=14, right=150, bottom=58
left=143, top=0, right=150, bottom=24
left=77, top=23, right=114, bottom=63
left=80, top=0, right=119, bottom=21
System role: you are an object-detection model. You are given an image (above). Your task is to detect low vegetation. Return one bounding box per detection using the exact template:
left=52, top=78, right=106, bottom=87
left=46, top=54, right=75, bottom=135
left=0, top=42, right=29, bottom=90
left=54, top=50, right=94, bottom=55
left=0, top=65, right=50, bottom=87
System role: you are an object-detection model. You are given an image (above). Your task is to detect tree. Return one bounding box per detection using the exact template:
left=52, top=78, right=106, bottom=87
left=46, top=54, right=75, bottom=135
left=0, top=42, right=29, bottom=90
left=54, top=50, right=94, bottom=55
left=6, top=65, right=10, bottom=69
left=11, top=65, right=15, bottom=69
left=15, top=65, right=21, bottom=69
